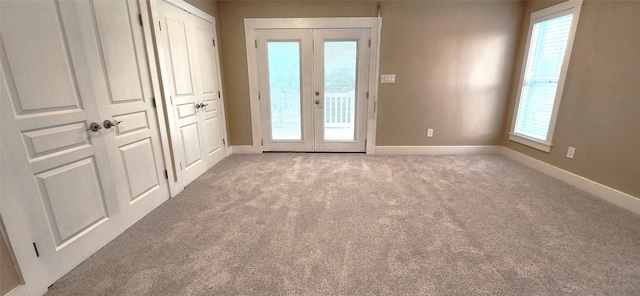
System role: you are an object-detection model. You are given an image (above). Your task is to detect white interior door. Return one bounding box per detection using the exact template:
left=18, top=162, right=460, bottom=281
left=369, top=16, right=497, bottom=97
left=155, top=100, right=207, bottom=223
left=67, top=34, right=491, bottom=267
left=83, top=0, right=170, bottom=223
left=0, top=0, right=169, bottom=287
left=156, top=0, right=226, bottom=187
left=191, top=14, right=226, bottom=167
left=256, top=28, right=371, bottom=152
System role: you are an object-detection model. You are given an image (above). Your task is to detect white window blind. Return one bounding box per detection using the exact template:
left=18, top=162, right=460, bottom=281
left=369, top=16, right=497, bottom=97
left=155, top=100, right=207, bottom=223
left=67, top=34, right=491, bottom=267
left=514, top=14, right=573, bottom=141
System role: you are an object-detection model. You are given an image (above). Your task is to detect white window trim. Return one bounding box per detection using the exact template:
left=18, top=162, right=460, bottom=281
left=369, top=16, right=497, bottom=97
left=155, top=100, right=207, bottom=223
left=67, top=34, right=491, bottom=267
left=244, top=17, right=382, bottom=154
left=509, top=0, right=583, bottom=152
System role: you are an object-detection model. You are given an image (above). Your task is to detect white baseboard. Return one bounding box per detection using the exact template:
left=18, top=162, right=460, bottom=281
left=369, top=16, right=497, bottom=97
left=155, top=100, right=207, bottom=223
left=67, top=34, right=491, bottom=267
left=374, top=145, right=502, bottom=155
left=6, top=285, right=30, bottom=296
left=230, top=145, right=260, bottom=154
left=227, top=144, right=638, bottom=216
left=501, top=147, right=640, bottom=216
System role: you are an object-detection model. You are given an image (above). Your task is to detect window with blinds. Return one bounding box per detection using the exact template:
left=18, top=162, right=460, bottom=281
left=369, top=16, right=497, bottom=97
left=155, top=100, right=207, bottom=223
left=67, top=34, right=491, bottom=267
left=510, top=0, right=582, bottom=152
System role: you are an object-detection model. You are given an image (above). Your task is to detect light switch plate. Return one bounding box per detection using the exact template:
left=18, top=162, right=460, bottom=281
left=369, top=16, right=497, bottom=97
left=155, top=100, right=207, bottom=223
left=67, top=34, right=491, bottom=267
left=566, top=147, right=575, bottom=159
left=381, top=74, right=395, bottom=83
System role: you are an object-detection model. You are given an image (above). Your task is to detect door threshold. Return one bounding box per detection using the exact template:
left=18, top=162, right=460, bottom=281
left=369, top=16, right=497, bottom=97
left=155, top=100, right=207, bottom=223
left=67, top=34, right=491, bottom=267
left=262, top=151, right=365, bottom=154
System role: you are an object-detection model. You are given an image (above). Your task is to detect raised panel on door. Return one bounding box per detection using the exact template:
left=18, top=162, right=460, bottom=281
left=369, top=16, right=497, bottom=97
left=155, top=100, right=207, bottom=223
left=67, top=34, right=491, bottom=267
left=158, top=1, right=208, bottom=186
left=87, top=0, right=169, bottom=221
left=165, top=17, right=195, bottom=98
left=118, top=139, right=161, bottom=202
left=1, top=1, right=83, bottom=115
left=180, top=123, right=203, bottom=168
left=256, top=29, right=314, bottom=152
left=34, top=157, right=110, bottom=246
left=0, top=0, right=124, bottom=285
left=205, top=116, right=222, bottom=157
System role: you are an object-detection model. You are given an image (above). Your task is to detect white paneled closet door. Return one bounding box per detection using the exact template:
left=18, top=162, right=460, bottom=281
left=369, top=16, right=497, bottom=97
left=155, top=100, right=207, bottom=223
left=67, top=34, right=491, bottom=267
left=84, top=0, right=170, bottom=224
left=156, top=0, right=227, bottom=188
left=0, top=0, right=169, bottom=289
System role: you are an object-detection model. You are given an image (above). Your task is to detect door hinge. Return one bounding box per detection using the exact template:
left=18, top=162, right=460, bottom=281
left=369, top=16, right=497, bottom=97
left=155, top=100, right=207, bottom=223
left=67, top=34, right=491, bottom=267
left=365, top=139, right=367, bottom=147
left=366, top=91, right=369, bottom=99
left=255, top=40, right=258, bottom=48
left=164, top=169, right=169, bottom=179
left=138, top=14, right=143, bottom=27
left=169, top=96, right=173, bottom=105
left=158, top=21, right=162, bottom=31
left=213, top=39, right=216, bottom=47
left=180, top=162, right=183, bottom=170
left=368, top=39, right=371, bottom=48
left=261, top=138, right=263, bottom=146
left=222, top=138, right=226, bottom=145
left=33, top=242, right=40, bottom=257
left=218, top=91, right=221, bottom=98
left=152, top=97, right=157, bottom=108
left=258, top=92, right=261, bottom=100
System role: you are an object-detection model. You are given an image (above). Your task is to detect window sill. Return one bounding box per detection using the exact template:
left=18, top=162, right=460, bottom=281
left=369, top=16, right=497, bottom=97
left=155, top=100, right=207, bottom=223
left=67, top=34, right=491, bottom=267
left=508, top=133, right=552, bottom=152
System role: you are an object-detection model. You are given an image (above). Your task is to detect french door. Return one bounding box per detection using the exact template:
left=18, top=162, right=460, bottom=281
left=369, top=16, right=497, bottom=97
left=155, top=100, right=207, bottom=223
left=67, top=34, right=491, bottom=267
left=1, top=0, right=169, bottom=288
left=256, top=29, right=371, bottom=152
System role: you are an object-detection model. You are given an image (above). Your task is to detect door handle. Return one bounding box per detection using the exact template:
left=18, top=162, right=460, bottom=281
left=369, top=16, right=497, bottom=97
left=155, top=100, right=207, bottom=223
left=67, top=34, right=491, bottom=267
left=86, top=122, right=102, bottom=132
left=196, top=103, right=209, bottom=111
left=315, top=100, right=320, bottom=105
left=102, top=119, right=122, bottom=129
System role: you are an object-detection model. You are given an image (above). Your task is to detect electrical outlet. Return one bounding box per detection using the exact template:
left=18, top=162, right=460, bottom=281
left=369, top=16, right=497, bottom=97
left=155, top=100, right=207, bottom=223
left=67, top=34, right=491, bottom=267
left=427, top=129, right=434, bottom=138
left=566, top=146, right=576, bottom=159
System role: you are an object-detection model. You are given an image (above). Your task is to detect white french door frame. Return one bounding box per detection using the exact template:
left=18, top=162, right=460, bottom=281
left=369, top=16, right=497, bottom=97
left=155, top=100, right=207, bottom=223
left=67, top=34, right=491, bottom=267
left=244, top=17, right=382, bottom=154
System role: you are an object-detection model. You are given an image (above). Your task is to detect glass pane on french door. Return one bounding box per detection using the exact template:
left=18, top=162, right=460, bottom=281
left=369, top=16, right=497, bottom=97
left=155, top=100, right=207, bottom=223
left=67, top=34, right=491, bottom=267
left=323, top=41, right=357, bottom=141
left=267, top=42, right=301, bottom=140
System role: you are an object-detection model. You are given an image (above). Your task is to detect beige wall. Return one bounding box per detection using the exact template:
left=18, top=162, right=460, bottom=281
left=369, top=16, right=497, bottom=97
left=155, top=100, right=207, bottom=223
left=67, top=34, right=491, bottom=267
left=1, top=224, right=21, bottom=295
left=185, top=0, right=218, bottom=18
left=377, top=1, right=523, bottom=145
left=502, top=0, right=640, bottom=198
left=217, top=1, right=376, bottom=145
left=217, top=1, right=524, bottom=146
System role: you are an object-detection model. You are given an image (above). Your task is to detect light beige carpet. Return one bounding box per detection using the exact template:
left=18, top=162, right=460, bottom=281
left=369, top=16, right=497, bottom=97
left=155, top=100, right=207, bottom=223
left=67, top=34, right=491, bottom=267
left=46, top=154, right=640, bottom=295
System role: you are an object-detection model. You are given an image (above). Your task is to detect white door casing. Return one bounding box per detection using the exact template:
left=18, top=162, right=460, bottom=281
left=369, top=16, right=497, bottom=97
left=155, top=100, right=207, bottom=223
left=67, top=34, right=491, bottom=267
left=0, top=0, right=170, bottom=292
left=245, top=18, right=382, bottom=154
left=154, top=0, right=227, bottom=188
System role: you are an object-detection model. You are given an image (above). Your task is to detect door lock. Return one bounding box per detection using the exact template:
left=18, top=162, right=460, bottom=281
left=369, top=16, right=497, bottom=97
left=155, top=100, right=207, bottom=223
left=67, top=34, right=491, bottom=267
left=103, top=119, right=122, bottom=129
left=87, top=122, right=102, bottom=132
left=315, top=99, right=320, bottom=105
left=315, top=91, right=320, bottom=96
